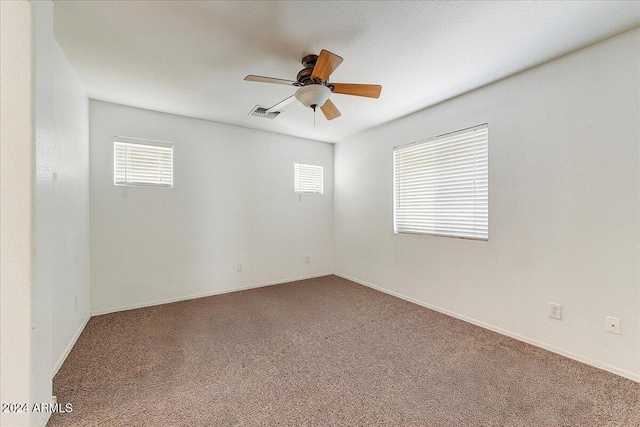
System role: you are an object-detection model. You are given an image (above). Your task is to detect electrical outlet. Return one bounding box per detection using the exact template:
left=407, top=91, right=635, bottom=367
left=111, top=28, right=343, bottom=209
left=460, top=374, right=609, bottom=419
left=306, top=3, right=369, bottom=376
left=237, top=264, right=243, bottom=273
left=548, top=302, right=562, bottom=320
left=605, top=316, right=621, bottom=334
left=305, top=255, right=310, bottom=263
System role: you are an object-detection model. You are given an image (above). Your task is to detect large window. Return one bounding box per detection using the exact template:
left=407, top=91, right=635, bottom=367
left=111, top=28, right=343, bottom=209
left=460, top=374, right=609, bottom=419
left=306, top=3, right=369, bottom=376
left=114, top=138, right=173, bottom=188
left=393, top=124, right=488, bottom=240
left=294, top=161, right=323, bottom=195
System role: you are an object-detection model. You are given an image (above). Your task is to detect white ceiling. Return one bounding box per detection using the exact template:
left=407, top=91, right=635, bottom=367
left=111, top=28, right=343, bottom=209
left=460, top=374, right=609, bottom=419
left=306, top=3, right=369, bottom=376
left=53, top=1, right=640, bottom=143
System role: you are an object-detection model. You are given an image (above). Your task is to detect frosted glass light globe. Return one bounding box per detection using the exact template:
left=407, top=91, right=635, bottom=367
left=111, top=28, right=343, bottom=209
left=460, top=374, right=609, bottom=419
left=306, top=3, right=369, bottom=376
left=295, top=85, right=331, bottom=110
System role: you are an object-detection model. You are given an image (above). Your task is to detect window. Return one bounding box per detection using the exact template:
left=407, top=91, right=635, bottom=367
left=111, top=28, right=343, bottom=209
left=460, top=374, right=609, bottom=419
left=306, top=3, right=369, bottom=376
left=294, top=161, right=323, bottom=195
left=114, top=138, right=173, bottom=188
left=393, top=124, right=488, bottom=240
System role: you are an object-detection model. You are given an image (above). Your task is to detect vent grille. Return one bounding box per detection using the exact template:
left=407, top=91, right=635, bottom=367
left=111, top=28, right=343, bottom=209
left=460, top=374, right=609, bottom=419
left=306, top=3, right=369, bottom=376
left=249, top=105, right=281, bottom=119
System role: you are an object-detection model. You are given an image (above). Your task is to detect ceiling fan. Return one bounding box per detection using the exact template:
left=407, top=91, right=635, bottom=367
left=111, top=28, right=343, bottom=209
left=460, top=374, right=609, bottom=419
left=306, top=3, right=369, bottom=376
left=244, top=49, right=382, bottom=121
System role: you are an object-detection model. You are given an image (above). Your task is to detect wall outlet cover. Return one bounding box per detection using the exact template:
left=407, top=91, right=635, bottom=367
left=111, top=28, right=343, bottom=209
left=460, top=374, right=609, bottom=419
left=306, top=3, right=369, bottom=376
left=605, top=316, right=621, bottom=334
left=548, top=302, right=562, bottom=320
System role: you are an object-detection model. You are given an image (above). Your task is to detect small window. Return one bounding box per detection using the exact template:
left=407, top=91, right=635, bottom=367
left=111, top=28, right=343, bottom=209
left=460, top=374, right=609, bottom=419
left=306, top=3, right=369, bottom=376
left=114, top=138, right=173, bottom=188
left=294, top=161, right=323, bottom=195
left=393, top=124, right=488, bottom=240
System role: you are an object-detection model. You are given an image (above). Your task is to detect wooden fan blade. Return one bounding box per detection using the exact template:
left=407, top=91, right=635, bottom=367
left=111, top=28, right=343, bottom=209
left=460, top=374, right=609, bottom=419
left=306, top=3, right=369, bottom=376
left=244, top=75, right=300, bottom=86
left=320, top=99, right=341, bottom=120
left=266, top=95, right=295, bottom=112
left=330, top=83, right=382, bottom=98
left=311, top=49, right=343, bottom=82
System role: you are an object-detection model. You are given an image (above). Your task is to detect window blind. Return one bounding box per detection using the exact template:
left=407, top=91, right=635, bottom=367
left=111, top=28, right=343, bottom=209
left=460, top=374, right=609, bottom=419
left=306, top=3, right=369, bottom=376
left=393, top=124, right=488, bottom=240
left=294, top=161, right=323, bottom=195
left=114, top=139, right=173, bottom=188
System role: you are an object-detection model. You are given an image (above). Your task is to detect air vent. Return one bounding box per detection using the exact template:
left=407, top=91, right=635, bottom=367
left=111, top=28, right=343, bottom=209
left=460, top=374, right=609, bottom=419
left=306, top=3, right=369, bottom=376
left=249, top=105, right=282, bottom=119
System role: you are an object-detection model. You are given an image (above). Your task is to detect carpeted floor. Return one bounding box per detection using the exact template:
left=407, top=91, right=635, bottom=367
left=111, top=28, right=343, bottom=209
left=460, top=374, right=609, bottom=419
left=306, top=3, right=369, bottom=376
left=49, top=275, right=640, bottom=426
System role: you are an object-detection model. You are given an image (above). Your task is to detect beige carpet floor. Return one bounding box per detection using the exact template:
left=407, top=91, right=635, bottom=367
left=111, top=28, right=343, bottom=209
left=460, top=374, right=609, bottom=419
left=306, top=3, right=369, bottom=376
left=49, top=275, right=640, bottom=426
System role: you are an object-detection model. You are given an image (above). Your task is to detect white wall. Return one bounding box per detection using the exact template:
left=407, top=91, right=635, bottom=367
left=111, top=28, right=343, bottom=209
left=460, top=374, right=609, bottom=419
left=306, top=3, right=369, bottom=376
left=1, top=2, right=38, bottom=426
left=334, top=29, right=640, bottom=380
left=1, top=3, right=90, bottom=424
left=33, top=2, right=55, bottom=425
left=90, top=101, right=334, bottom=314
left=51, top=41, right=90, bottom=375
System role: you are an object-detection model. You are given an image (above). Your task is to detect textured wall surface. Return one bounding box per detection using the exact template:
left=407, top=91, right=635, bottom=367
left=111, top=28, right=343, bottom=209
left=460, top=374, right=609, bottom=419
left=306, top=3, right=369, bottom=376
left=1, top=4, right=89, bottom=425
left=90, top=100, right=334, bottom=314
left=0, top=2, right=37, bottom=426
left=34, top=1, right=55, bottom=425
left=334, top=29, right=640, bottom=380
left=51, top=42, right=90, bottom=376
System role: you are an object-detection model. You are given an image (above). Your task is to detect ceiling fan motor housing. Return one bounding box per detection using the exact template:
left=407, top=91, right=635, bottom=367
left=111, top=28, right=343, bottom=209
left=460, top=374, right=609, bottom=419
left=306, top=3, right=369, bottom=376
left=298, top=54, right=321, bottom=85
left=297, top=68, right=314, bottom=85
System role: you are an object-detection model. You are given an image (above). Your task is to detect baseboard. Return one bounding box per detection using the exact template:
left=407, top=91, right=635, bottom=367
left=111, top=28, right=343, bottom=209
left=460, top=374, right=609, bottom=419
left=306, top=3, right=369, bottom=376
left=335, top=272, right=640, bottom=383
left=53, top=313, right=91, bottom=377
left=38, top=411, right=51, bottom=427
left=91, top=273, right=334, bottom=316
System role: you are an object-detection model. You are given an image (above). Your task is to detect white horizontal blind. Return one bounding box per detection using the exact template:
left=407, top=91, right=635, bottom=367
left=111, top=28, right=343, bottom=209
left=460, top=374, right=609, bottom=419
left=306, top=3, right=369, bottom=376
left=294, top=161, right=323, bottom=195
left=394, top=125, right=488, bottom=240
left=114, top=140, right=173, bottom=188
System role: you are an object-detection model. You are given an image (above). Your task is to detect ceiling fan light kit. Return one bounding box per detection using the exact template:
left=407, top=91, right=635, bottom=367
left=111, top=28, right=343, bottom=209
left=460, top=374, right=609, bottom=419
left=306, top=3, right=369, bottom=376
left=244, top=49, right=382, bottom=121
left=295, top=85, right=331, bottom=111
